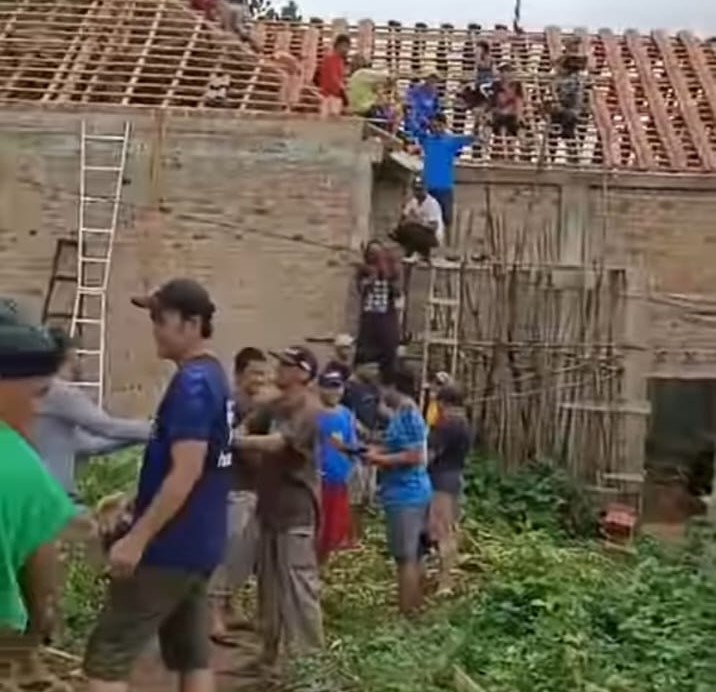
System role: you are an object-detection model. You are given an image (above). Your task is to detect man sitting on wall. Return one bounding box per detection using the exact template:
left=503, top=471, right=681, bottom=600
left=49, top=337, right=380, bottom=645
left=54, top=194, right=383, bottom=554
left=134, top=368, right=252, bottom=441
left=389, top=177, right=445, bottom=260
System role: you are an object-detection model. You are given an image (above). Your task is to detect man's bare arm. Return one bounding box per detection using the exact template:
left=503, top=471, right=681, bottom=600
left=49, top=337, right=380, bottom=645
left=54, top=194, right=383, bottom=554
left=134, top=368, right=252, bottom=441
left=20, top=542, right=61, bottom=639
left=234, top=432, right=286, bottom=455
left=130, top=440, right=206, bottom=546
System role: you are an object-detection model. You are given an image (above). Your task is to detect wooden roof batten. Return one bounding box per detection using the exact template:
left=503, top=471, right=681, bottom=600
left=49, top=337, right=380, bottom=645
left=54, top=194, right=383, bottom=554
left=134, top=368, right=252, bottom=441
left=0, top=0, right=320, bottom=113
left=255, top=18, right=716, bottom=175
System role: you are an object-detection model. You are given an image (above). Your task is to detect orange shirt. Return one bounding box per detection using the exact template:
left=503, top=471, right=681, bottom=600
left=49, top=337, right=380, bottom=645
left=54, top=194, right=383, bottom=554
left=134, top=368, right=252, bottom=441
left=317, top=52, right=346, bottom=98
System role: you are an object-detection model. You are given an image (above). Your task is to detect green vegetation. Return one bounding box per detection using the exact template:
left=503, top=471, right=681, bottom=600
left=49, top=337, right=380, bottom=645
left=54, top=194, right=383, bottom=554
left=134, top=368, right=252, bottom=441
left=61, top=455, right=716, bottom=691
left=293, top=461, right=716, bottom=692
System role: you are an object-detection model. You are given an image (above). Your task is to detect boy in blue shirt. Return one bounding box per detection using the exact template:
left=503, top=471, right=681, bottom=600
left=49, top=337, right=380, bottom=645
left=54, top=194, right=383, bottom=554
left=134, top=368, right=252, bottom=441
left=316, top=370, right=359, bottom=563
left=364, top=365, right=432, bottom=615
left=418, top=113, right=473, bottom=229
left=84, top=279, right=232, bottom=692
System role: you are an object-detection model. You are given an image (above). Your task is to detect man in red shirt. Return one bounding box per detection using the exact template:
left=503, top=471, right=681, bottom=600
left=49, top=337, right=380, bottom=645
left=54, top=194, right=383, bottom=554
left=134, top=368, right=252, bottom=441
left=316, top=34, right=351, bottom=118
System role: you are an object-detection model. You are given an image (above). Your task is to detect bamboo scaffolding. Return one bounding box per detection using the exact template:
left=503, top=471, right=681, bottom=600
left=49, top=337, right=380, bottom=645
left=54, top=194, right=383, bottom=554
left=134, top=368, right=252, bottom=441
left=410, top=193, right=638, bottom=480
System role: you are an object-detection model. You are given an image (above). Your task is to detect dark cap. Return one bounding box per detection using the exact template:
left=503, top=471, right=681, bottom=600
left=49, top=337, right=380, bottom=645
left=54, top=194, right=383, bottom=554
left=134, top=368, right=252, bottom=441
left=270, top=345, right=318, bottom=380
left=131, top=278, right=215, bottom=320
left=319, top=370, right=344, bottom=388
left=0, top=299, right=65, bottom=379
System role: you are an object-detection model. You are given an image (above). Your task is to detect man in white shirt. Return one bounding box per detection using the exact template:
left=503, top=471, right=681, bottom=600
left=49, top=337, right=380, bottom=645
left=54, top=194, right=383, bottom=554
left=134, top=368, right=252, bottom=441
left=390, top=178, right=445, bottom=260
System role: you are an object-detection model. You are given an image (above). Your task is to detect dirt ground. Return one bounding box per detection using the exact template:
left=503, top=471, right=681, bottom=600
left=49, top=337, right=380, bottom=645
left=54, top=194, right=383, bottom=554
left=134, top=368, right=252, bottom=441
left=47, top=629, right=273, bottom=692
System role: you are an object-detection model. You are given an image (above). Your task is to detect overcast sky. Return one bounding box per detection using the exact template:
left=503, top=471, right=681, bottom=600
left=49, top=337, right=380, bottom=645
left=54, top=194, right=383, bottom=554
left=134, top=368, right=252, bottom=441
left=299, top=0, right=716, bottom=35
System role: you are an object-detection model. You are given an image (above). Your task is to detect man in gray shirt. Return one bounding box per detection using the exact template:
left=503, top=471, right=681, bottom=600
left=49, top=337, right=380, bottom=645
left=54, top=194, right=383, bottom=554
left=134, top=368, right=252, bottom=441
left=30, top=337, right=151, bottom=502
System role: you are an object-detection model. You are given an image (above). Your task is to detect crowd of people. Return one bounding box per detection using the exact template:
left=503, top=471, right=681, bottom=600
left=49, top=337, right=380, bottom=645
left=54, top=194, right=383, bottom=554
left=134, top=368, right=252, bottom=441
left=0, top=269, right=472, bottom=691
left=315, top=33, right=588, bottom=161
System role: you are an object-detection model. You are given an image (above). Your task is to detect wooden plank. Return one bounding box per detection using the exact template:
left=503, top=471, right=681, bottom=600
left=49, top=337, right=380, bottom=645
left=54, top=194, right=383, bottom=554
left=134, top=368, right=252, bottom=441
left=678, top=31, right=716, bottom=123
left=624, top=30, right=687, bottom=170
left=239, top=58, right=265, bottom=111
left=559, top=400, right=651, bottom=415
left=83, top=2, right=133, bottom=102
left=121, top=1, right=164, bottom=106
left=42, top=0, right=101, bottom=102
left=162, top=14, right=203, bottom=107
left=651, top=31, right=716, bottom=171
left=599, top=29, right=655, bottom=170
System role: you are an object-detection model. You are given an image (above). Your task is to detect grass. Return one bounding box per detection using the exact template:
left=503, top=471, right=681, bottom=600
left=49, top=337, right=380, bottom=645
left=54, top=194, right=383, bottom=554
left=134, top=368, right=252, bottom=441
left=61, top=455, right=716, bottom=691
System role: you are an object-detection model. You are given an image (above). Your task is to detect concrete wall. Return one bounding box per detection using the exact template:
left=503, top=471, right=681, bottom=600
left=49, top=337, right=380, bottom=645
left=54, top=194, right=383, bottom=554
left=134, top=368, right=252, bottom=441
left=0, top=108, right=373, bottom=414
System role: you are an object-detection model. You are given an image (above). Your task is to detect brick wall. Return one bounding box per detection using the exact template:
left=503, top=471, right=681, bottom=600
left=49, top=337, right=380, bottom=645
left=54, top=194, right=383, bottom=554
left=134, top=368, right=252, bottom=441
left=0, top=109, right=373, bottom=414
left=370, top=169, right=716, bottom=378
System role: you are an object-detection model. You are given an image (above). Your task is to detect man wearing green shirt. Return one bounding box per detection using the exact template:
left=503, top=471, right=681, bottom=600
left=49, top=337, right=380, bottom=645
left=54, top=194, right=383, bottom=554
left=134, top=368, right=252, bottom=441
left=0, top=299, right=76, bottom=687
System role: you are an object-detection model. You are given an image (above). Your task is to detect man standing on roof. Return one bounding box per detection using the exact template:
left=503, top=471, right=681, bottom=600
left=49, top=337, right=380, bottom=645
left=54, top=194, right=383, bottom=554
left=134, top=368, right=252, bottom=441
left=404, top=72, right=442, bottom=140
left=316, top=34, right=351, bottom=119
left=418, top=114, right=473, bottom=231
left=234, top=346, right=324, bottom=668
left=83, top=279, right=232, bottom=692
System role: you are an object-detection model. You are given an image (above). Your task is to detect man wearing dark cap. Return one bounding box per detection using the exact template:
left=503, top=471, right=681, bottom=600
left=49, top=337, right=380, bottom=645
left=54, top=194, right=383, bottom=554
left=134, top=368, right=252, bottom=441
left=234, top=345, right=324, bottom=667
left=84, top=279, right=232, bottom=692
left=0, top=299, right=77, bottom=689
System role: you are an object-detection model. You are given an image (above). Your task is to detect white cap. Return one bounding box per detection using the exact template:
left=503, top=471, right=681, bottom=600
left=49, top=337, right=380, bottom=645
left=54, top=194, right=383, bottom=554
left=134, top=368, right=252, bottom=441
left=334, top=333, right=355, bottom=348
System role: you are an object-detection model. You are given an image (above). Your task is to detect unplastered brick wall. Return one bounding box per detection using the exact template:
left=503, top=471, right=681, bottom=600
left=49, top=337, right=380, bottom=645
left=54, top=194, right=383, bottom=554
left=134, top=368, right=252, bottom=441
left=0, top=108, right=373, bottom=415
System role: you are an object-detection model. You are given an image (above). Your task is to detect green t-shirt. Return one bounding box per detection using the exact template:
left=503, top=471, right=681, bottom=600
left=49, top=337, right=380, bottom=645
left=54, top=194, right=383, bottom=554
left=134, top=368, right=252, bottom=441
left=0, top=423, right=77, bottom=631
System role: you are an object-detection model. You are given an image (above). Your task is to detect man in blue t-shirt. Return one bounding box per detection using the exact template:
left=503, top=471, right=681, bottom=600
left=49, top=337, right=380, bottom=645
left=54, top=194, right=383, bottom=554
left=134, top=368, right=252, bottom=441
left=83, top=278, right=232, bottom=692
left=418, top=113, right=473, bottom=229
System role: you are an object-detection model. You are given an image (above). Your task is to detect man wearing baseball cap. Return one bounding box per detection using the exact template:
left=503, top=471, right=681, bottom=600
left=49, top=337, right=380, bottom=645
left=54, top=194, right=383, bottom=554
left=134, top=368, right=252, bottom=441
left=84, top=278, right=232, bottom=692
left=234, top=345, right=324, bottom=669
left=324, top=333, right=354, bottom=383
left=0, top=299, right=77, bottom=690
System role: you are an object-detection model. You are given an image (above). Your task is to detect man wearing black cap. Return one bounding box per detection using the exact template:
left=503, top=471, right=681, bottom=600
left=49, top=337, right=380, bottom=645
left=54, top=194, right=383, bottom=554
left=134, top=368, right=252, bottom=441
left=84, top=279, right=232, bottom=692
left=0, top=299, right=77, bottom=689
left=234, top=345, right=324, bottom=667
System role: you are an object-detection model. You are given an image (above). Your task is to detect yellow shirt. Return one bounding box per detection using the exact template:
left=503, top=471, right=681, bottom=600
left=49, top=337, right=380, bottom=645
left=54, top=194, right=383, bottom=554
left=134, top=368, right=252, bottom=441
left=426, top=400, right=440, bottom=428
left=348, top=68, right=390, bottom=114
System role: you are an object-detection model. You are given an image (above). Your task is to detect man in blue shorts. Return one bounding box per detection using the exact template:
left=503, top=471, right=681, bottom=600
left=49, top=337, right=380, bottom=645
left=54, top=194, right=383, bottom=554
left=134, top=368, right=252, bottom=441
left=83, top=278, right=232, bottom=692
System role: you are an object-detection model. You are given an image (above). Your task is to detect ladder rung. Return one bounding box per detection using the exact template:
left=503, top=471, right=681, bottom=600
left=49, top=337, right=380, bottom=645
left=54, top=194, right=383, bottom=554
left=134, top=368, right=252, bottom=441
left=75, top=349, right=101, bottom=356
left=46, top=312, right=73, bottom=320
left=80, top=257, right=109, bottom=263
left=80, top=227, right=113, bottom=235
left=83, top=197, right=114, bottom=204
left=425, top=335, right=459, bottom=346
left=74, top=317, right=102, bottom=325
left=77, top=286, right=103, bottom=295
left=84, top=166, right=122, bottom=172
left=72, top=381, right=100, bottom=388
left=85, top=135, right=125, bottom=142
left=52, top=273, right=77, bottom=283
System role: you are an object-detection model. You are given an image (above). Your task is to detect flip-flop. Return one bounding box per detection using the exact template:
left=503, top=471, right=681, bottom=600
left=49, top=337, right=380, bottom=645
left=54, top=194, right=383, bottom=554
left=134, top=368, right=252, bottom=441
left=209, top=633, right=241, bottom=649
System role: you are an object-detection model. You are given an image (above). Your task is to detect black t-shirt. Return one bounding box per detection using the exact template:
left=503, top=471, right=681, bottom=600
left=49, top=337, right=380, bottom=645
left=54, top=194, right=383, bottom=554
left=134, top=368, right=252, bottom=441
left=232, top=392, right=257, bottom=492
left=342, top=379, right=387, bottom=433
left=428, top=412, right=471, bottom=493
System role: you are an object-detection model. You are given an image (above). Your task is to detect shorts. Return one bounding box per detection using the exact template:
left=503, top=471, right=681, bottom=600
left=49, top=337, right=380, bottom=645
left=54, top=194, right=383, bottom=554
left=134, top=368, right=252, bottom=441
left=427, top=188, right=454, bottom=228
left=318, top=483, right=351, bottom=556
left=493, top=113, right=520, bottom=137
left=385, top=504, right=430, bottom=563
left=550, top=109, right=578, bottom=139
left=83, top=566, right=210, bottom=681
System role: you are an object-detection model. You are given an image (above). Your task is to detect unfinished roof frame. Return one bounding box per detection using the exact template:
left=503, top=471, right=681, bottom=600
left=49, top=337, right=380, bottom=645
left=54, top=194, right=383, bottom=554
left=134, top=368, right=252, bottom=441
left=0, top=0, right=320, bottom=112
left=258, top=19, right=716, bottom=174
